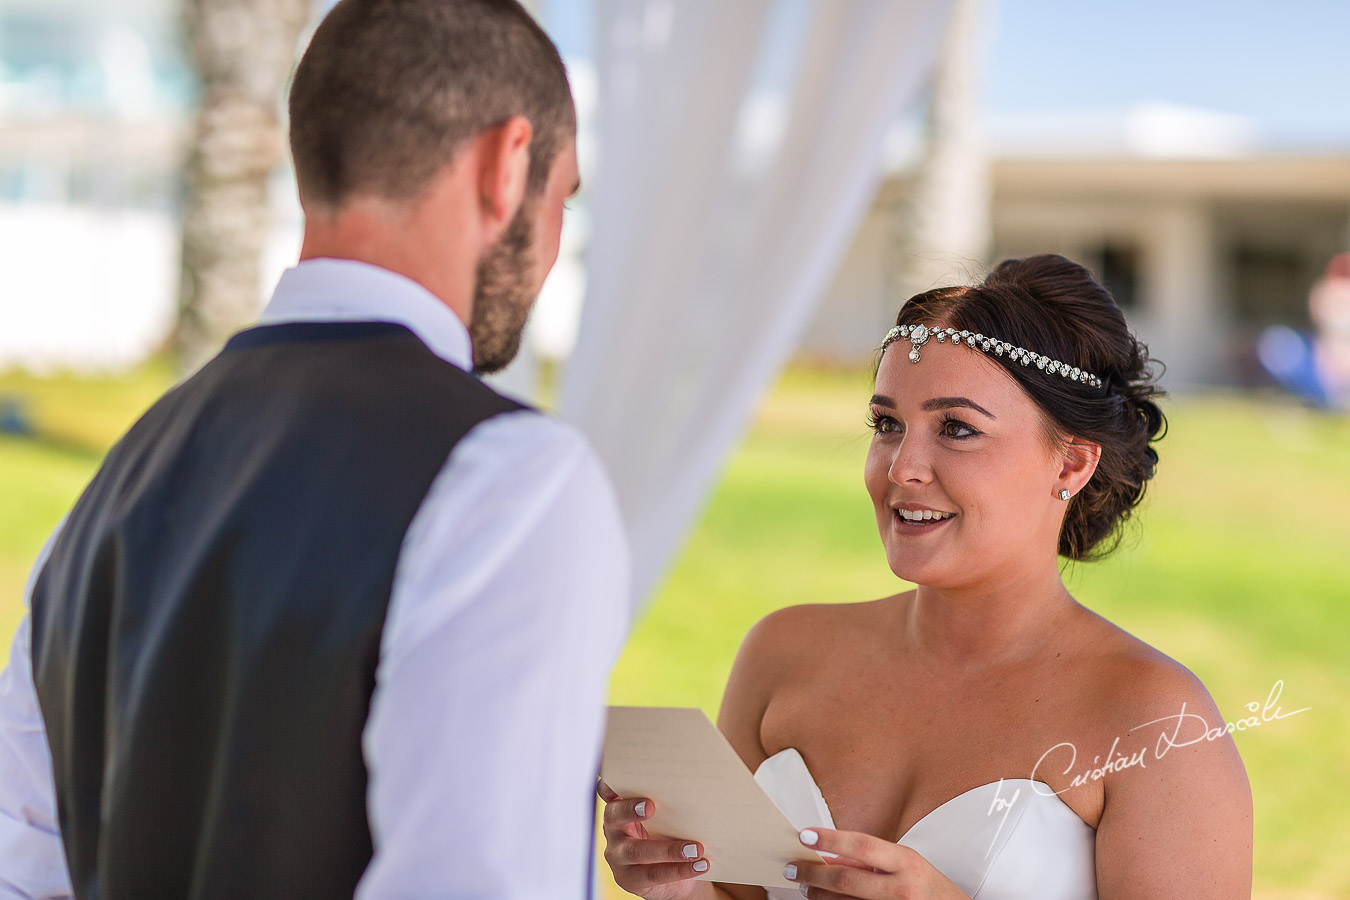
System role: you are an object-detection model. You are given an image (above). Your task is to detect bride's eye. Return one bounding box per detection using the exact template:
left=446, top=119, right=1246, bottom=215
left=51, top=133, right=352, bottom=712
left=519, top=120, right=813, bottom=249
left=866, top=411, right=901, bottom=435
left=940, top=416, right=978, bottom=439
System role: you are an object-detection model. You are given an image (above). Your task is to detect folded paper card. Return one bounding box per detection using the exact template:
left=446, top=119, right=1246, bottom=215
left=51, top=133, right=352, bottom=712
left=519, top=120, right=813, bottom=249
left=601, top=706, right=825, bottom=889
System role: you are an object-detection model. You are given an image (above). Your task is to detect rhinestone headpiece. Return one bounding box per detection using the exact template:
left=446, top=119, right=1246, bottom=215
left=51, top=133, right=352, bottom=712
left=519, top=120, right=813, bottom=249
left=881, top=323, right=1103, bottom=389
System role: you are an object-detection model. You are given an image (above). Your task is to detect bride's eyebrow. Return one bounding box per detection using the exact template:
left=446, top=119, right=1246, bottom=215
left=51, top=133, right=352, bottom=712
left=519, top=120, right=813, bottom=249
left=921, top=396, right=996, bottom=419
left=870, top=394, right=996, bottom=420
left=870, top=394, right=996, bottom=419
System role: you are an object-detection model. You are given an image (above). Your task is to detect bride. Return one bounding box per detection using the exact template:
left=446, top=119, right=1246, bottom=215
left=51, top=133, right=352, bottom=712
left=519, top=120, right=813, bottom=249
left=599, top=255, right=1253, bottom=899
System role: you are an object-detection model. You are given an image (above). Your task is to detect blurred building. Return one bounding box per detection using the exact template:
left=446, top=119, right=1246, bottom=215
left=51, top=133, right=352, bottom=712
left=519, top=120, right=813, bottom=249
left=0, top=0, right=190, bottom=206
left=804, top=105, right=1350, bottom=388
left=0, top=0, right=313, bottom=371
left=0, top=0, right=190, bottom=370
left=5, top=0, right=1350, bottom=388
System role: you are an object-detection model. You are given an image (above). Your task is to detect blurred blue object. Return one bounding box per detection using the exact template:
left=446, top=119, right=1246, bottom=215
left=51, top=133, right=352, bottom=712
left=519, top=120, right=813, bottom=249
left=0, top=395, right=35, bottom=436
left=1256, top=326, right=1333, bottom=408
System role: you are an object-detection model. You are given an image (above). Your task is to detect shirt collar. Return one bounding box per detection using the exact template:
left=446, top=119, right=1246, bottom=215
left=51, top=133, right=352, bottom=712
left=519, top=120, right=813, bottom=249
left=259, top=258, right=473, bottom=370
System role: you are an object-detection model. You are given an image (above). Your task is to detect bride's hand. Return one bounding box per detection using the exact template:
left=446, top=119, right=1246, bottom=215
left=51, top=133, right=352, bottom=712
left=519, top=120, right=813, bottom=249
left=784, top=828, right=969, bottom=900
left=598, top=779, right=711, bottom=899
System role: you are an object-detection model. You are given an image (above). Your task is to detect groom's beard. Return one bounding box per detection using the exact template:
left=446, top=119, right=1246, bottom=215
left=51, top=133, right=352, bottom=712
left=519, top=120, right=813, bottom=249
left=470, top=197, right=537, bottom=374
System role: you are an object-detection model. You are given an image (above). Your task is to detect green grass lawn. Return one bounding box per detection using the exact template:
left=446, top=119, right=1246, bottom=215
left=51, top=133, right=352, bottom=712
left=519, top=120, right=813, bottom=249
left=0, top=362, right=176, bottom=641
left=2, top=364, right=1347, bottom=897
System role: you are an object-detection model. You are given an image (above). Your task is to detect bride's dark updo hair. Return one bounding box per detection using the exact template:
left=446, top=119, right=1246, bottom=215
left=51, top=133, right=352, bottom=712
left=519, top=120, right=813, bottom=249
left=890, top=253, right=1167, bottom=561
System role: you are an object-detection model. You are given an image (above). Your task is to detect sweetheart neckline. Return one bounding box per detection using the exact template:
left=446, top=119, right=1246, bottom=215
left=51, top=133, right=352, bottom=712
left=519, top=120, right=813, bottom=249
left=755, top=747, right=1087, bottom=843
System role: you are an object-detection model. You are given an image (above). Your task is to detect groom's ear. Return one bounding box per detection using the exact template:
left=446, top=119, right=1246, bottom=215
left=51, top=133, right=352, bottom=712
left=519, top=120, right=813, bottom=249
left=474, top=115, right=532, bottom=249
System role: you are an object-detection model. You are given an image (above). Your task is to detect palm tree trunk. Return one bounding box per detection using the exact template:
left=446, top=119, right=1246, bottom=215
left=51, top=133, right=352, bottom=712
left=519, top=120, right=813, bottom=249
left=891, top=0, right=991, bottom=299
left=174, top=0, right=311, bottom=372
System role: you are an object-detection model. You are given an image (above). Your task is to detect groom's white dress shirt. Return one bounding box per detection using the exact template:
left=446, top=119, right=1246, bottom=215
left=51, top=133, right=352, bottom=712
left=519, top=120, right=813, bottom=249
left=0, top=258, right=632, bottom=899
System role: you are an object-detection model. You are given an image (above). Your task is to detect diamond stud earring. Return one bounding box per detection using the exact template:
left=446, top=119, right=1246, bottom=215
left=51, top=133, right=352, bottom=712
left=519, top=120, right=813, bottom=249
left=1059, top=489, right=1072, bottom=500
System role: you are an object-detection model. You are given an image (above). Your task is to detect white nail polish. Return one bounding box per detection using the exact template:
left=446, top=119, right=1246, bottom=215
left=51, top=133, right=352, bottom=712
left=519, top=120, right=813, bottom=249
left=782, top=863, right=797, bottom=880
left=799, top=885, right=810, bottom=897
left=682, top=843, right=699, bottom=859
left=799, top=829, right=819, bottom=846
left=692, top=860, right=709, bottom=873
left=634, top=801, right=646, bottom=817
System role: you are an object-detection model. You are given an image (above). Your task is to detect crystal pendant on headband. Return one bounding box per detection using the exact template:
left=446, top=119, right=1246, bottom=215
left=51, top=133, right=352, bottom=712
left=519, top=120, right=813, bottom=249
left=907, top=324, right=930, bottom=363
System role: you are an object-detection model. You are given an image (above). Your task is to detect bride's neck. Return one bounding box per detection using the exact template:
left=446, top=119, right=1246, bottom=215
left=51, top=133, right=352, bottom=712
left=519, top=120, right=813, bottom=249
left=902, top=566, right=1077, bottom=668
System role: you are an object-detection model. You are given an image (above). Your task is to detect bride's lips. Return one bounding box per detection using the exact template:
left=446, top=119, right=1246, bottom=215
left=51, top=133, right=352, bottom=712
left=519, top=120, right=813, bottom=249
left=891, top=507, right=957, bottom=534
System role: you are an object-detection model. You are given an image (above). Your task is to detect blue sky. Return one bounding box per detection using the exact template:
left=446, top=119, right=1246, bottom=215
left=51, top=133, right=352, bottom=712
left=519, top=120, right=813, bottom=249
left=542, top=0, right=1350, bottom=148
left=984, top=0, right=1350, bottom=145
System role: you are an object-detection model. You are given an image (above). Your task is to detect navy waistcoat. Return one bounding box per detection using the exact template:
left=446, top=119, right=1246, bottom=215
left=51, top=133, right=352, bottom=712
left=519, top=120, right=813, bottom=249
left=29, top=321, right=525, bottom=899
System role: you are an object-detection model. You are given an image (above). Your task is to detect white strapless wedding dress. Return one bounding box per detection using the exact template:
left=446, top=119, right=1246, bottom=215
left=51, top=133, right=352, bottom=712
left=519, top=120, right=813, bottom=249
left=754, top=748, right=1096, bottom=900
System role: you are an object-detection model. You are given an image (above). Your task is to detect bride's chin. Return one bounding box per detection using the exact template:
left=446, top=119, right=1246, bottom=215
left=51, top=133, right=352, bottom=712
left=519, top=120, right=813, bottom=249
left=887, top=556, right=950, bottom=586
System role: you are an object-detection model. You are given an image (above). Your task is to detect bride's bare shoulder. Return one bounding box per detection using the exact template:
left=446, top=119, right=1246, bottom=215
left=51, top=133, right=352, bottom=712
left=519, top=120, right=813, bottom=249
left=1065, top=611, right=1252, bottom=891
left=738, top=595, right=900, bottom=665
left=1069, top=605, right=1227, bottom=730
left=718, top=596, right=901, bottom=762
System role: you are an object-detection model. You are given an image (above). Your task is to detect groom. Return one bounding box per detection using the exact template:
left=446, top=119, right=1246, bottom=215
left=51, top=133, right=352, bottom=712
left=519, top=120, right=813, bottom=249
left=0, top=1, right=629, bottom=898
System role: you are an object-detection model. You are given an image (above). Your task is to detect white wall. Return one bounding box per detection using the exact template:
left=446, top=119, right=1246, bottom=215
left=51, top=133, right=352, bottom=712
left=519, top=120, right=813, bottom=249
left=0, top=203, right=176, bottom=372
left=0, top=201, right=303, bottom=373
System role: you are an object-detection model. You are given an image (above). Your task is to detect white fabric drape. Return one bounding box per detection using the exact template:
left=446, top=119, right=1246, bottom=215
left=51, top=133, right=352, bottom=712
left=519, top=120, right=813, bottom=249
left=562, top=0, right=955, bottom=602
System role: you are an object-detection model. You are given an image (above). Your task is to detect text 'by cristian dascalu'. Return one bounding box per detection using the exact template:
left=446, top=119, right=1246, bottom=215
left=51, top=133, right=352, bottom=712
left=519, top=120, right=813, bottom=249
left=1025, top=679, right=1308, bottom=794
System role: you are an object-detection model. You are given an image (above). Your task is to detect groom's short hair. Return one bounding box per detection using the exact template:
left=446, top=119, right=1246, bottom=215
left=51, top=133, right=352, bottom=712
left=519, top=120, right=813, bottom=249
left=288, top=0, right=574, bottom=211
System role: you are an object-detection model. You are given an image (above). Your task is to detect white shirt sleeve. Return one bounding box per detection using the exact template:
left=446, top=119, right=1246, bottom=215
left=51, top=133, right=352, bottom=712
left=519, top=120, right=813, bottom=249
left=0, top=522, right=74, bottom=900
left=356, top=410, right=632, bottom=900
